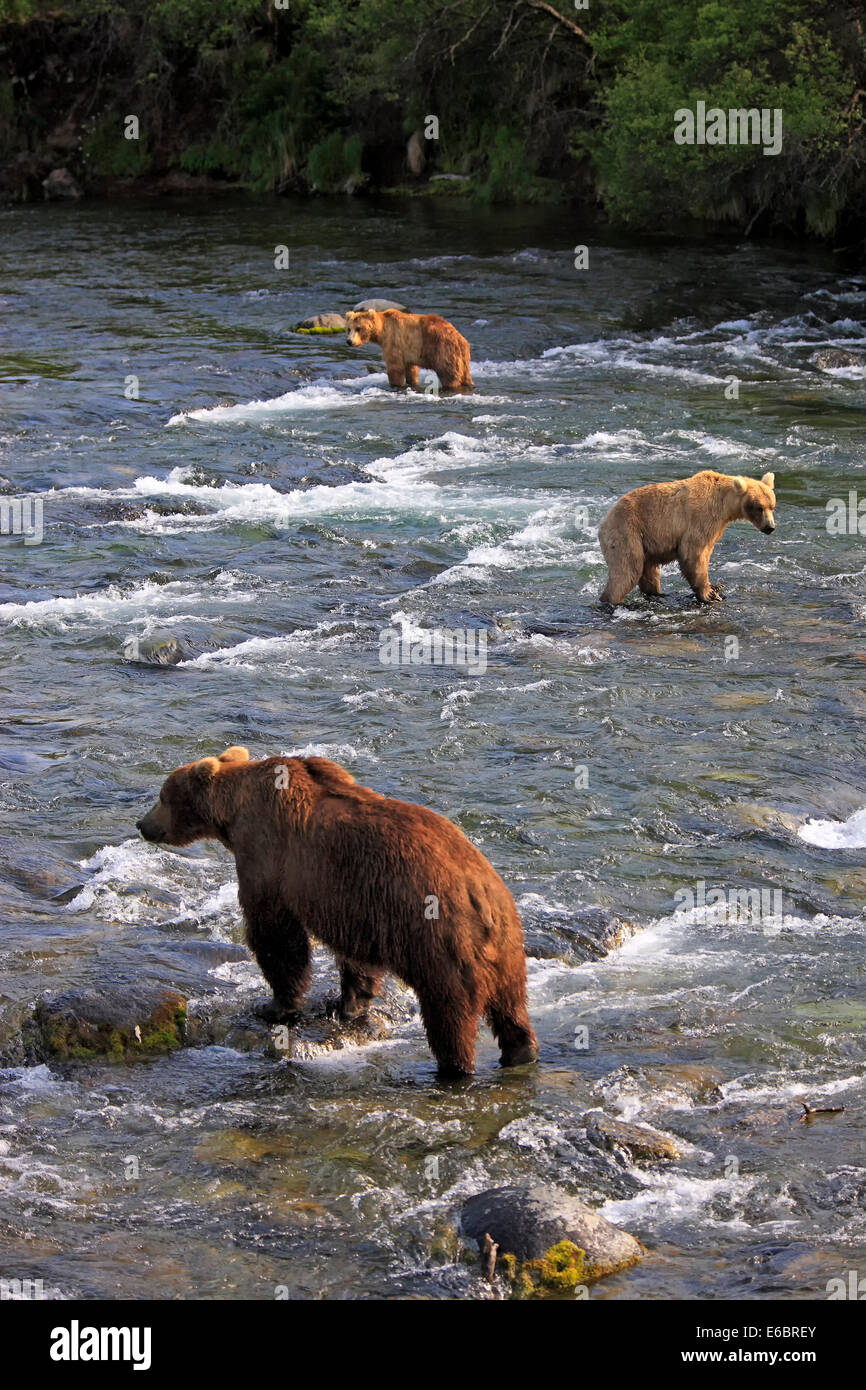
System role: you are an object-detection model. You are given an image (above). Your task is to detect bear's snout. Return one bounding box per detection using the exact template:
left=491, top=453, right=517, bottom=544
left=762, top=521, right=775, bottom=534
left=136, top=807, right=166, bottom=843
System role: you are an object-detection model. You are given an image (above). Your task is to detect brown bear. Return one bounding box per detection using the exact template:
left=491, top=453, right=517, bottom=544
left=345, top=308, right=474, bottom=393
left=598, top=469, right=776, bottom=605
left=136, top=747, right=537, bottom=1077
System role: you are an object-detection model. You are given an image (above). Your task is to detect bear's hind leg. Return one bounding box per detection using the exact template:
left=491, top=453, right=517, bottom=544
left=486, top=985, right=538, bottom=1068
left=638, top=561, right=665, bottom=598
left=335, top=957, right=384, bottom=1020
left=600, top=532, right=645, bottom=605
left=436, top=371, right=468, bottom=396
left=417, top=986, right=478, bottom=1077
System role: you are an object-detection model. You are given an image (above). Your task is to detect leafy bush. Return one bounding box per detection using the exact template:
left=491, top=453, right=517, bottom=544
left=308, top=132, right=363, bottom=193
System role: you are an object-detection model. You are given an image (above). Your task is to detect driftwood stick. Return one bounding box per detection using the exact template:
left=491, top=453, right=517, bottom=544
left=800, top=1101, right=846, bottom=1121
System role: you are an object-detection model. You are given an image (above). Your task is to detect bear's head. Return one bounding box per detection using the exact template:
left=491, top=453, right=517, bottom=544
left=136, top=746, right=250, bottom=846
left=345, top=310, right=382, bottom=347
left=735, top=472, right=776, bottom=533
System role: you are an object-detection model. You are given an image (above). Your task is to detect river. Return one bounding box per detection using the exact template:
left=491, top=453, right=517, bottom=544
left=1, top=195, right=864, bottom=1299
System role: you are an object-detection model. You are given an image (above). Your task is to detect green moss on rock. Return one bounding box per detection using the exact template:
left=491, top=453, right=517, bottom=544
left=506, top=1240, right=589, bottom=1299
left=29, top=987, right=188, bottom=1063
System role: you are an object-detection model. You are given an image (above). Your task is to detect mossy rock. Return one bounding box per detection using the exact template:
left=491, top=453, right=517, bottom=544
left=460, top=1184, right=643, bottom=1293
left=28, top=986, right=188, bottom=1062
left=293, top=313, right=347, bottom=334
left=505, top=1241, right=591, bottom=1299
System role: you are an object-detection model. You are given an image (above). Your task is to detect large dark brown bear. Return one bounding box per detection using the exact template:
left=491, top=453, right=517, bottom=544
left=599, top=469, right=776, bottom=605
left=345, top=308, right=474, bottom=393
left=137, top=747, right=537, bottom=1077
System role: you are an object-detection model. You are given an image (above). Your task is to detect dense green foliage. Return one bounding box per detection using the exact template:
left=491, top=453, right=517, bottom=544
left=0, top=0, right=863, bottom=237
left=589, top=0, right=863, bottom=236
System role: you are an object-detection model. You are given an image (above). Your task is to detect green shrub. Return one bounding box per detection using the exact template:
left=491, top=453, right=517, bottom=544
left=308, top=131, right=363, bottom=192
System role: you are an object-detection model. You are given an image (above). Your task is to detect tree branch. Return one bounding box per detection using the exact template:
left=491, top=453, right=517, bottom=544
left=525, top=0, right=592, bottom=46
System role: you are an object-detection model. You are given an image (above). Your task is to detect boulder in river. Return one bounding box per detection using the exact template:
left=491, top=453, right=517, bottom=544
left=811, top=348, right=863, bottom=370
left=584, top=1111, right=681, bottom=1162
left=42, top=167, right=82, bottom=200
left=460, top=1184, right=643, bottom=1295
left=293, top=312, right=347, bottom=334
left=28, top=985, right=188, bottom=1062
left=352, top=298, right=408, bottom=312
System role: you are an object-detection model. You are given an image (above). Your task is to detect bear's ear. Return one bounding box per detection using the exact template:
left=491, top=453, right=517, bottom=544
left=218, top=746, right=249, bottom=765
left=191, top=757, right=220, bottom=782
left=734, top=476, right=749, bottom=494
left=761, top=472, right=775, bottom=489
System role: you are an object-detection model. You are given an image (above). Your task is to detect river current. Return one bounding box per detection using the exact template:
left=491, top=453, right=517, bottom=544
left=1, top=197, right=864, bottom=1299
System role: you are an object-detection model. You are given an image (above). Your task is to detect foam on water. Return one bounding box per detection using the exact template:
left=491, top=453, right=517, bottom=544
left=0, top=573, right=250, bottom=629
left=601, top=1171, right=758, bottom=1230
left=179, top=622, right=361, bottom=672
left=799, top=805, right=866, bottom=848
left=167, top=381, right=396, bottom=423
left=429, top=503, right=598, bottom=586
left=67, top=838, right=236, bottom=930
left=166, top=377, right=502, bottom=425
left=52, top=454, right=547, bottom=535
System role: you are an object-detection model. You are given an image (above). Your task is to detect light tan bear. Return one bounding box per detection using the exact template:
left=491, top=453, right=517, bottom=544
left=599, top=469, right=776, bottom=604
left=345, top=308, right=474, bottom=393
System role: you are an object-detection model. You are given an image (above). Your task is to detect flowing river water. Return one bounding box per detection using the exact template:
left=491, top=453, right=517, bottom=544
left=1, top=197, right=865, bottom=1299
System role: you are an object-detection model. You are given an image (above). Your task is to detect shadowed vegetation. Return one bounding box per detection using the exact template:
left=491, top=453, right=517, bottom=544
left=0, top=0, right=863, bottom=238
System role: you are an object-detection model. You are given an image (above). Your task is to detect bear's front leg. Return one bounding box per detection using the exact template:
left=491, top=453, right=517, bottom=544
left=405, top=364, right=420, bottom=389
left=331, top=957, right=384, bottom=1021
left=243, top=902, right=312, bottom=1022
left=679, top=547, right=720, bottom=604
left=383, top=354, right=406, bottom=389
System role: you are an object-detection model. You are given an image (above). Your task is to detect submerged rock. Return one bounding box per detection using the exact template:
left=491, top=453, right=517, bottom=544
left=523, top=902, right=636, bottom=963
left=28, top=985, right=187, bottom=1062
left=812, top=348, right=863, bottom=370
left=584, top=1111, right=681, bottom=1162
left=186, top=977, right=402, bottom=1058
left=460, top=1184, right=643, bottom=1294
left=122, top=631, right=191, bottom=666
left=293, top=312, right=347, bottom=334
left=186, top=998, right=392, bottom=1057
